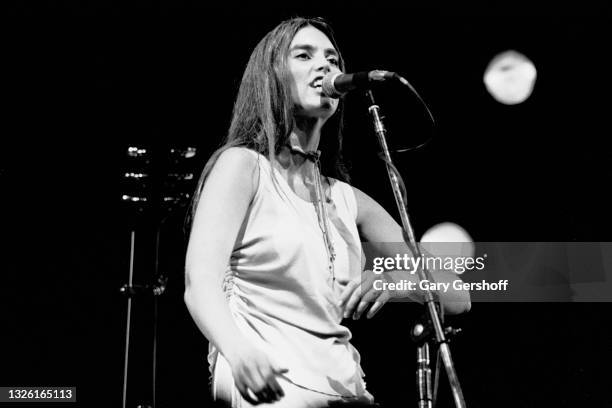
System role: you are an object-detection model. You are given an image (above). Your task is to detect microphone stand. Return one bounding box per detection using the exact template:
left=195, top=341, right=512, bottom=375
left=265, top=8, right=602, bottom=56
left=365, top=90, right=466, bottom=408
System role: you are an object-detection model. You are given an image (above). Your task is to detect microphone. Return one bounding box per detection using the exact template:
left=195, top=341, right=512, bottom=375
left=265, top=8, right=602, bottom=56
left=322, top=70, right=397, bottom=98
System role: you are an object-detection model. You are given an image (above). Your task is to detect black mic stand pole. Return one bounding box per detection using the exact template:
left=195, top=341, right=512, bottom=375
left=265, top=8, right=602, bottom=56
left=365, top=90, right=466, bottom=408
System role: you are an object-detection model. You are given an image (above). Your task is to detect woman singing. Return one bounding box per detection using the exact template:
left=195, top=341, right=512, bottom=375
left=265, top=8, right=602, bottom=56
left=184, top=17, right=470, bottom=407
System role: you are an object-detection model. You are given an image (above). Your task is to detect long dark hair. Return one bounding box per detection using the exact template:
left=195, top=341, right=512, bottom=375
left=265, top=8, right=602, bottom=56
left=187, top=17, right=349, bottom=229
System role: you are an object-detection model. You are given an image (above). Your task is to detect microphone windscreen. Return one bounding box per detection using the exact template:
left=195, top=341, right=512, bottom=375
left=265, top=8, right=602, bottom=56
left=322, top=72, right=344, bottom=99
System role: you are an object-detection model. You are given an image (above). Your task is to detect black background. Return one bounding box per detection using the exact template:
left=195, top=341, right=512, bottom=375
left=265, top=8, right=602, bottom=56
left=2, top=1, right=611, bottom=407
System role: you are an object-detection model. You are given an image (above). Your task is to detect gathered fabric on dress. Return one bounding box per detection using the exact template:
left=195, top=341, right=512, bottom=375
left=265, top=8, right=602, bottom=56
left=205, top=148, right=373, bottom=407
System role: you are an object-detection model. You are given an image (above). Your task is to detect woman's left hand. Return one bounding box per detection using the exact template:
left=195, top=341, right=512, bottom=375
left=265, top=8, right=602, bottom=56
left=338, top=270, right=395, bottom=320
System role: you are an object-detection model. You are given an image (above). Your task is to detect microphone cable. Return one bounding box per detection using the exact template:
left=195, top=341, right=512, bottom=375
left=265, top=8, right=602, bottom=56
left=388, top=73, right=437, bottom=154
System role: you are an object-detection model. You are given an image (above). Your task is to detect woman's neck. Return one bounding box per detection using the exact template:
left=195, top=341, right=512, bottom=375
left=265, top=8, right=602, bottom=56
left=274, top=116, right=325, bottom=182
left=289, top=115, right=324, bottom=152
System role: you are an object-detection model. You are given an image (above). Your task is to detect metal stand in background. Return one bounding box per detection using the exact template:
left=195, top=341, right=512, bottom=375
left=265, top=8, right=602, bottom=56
left=119, top=145, right=198, bottom=408
left=120, top=228, right=167, bottom=408
left=122, top=229, right=136, bottom=408
left=365, top=89, right=467, bottom=408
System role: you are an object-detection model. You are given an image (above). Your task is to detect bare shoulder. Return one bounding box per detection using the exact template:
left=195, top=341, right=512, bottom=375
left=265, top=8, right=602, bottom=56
left=207, top=147, right=260, bottom=188
left=187, top=147, right=263, bottom=276
left=190, top=147, right=262, bottom=237
left=214, top=146, right=260, bottom=172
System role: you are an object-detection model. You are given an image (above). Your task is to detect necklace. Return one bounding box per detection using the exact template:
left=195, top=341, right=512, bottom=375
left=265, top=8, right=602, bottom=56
left=287, top=147, right=337, bottom=286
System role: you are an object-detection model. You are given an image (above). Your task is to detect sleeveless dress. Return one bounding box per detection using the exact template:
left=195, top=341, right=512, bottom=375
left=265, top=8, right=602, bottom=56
left=207, top=149, right=374, bottom=407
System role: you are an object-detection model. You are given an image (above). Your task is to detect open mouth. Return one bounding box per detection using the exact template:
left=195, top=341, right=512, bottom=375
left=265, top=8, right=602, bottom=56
left=310, top=77, right=323, bottom=88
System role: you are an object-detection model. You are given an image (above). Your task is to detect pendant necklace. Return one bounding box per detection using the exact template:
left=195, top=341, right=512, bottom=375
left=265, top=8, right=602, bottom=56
left=288, top=147, right=337, bottom=287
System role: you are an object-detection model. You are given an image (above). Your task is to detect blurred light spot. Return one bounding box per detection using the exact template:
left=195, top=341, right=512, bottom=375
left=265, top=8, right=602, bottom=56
left=421, top=222, right=475, bottom=272
left=484, top=50, right=537, bottom=105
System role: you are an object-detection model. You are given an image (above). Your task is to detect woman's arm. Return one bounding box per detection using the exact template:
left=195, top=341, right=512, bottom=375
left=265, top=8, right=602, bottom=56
left=339, top=185, right=471, bottom=318
left=184, top=147, right=286, bottom=404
